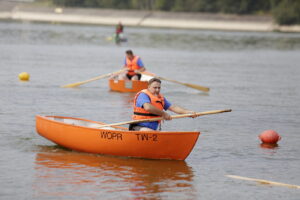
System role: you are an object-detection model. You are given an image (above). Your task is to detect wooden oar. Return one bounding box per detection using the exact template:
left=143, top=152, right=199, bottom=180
left=96, top=109, right=231, bottom=128
left=61, top=69, right=126, bottom=88
left=140, top=72, right=210, bottom=92
left=226, top=175, right=300, bottom=189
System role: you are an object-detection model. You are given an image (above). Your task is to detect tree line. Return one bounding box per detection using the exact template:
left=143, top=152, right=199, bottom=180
left=48, top=0, right=300, bottom=25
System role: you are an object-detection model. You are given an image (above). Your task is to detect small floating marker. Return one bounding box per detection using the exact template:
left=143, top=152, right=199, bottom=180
left=18, top=72, right=30, bottom=81
left=259, top=130, right=281, bottom=144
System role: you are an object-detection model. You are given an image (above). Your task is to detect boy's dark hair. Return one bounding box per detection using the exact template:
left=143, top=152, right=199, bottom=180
left=126, top=50, right=133, bottom=55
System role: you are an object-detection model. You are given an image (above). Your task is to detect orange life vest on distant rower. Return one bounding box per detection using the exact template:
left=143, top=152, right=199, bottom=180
left=126, top=56, right=140, bottom=76
left=133, top=89, right=165, bottom=121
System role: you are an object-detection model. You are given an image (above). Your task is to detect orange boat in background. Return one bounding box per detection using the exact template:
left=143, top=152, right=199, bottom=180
left=36, top=115, right=200, bottom=160
left=109, top=72, right=154, bottom=93
left=109, top=79, right=148, bottom=93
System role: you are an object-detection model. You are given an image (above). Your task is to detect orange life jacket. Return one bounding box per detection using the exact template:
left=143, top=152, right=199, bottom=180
left=126, top=56, right=140, bottom=76
left=133, top=89, right=165, bottom=121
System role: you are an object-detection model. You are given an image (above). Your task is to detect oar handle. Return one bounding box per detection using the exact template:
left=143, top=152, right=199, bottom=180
left=96, top=109, right=231, bottom=128
left=139, top=72, right=210, bottom=92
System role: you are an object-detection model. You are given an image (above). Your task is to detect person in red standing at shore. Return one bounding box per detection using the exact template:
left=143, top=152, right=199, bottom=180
left=115, top=21, right=124, bottom=44
left=118, top=50, right=146, bottom=80
left=116, top=21, right=123, bottom=35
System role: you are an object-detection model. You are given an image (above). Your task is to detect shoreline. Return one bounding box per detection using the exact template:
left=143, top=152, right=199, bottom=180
left=1, top=1, right=300, bottom=33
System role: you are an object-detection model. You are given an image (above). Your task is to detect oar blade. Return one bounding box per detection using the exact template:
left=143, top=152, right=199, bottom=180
left=61, top=82, right=85, bottom=88
left=226, top=175, right=300, bottom=189
left=60, top=75, right=108, bottom=88
left=61, top=79, right=97, bottom=88
left=61, top=69, right=126, bottom=88
left=183, top=83, right=210, bottom=92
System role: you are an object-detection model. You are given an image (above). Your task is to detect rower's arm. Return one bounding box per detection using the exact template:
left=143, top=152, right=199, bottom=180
left=143, top=103, right=171, bottom=120
left=135, top=67, right=145, bottom=73
left=168, top=105, right=197, bottom=117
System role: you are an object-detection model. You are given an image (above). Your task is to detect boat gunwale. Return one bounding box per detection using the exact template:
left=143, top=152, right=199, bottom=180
left=36, top=115, right=200, bottom=135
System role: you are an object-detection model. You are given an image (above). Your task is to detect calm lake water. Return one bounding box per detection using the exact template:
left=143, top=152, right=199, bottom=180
left=1, top=20, right=300, bottom=199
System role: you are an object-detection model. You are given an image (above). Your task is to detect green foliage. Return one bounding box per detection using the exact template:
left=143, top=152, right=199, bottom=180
left=55, top=0, right=84, bottom=7
left=48, top=0, right=300, bottom=25
left=153, top=0, right=175, bottom=11
left=172, top=0, right=218, bottom=12
left=272, top=0, right=300, bottom=25
left=215, top=0, right=271, bottom=14
left=52, top=0, right=132, bottom=8
left=131, top=0, right=155, bottom=10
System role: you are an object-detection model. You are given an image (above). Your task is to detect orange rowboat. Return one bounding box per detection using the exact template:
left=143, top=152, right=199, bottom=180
left=109, top=79, right=148, bottom=93
left=36, top=115, right=200, bottom=160
left=109, top=72, right=154, bottom=93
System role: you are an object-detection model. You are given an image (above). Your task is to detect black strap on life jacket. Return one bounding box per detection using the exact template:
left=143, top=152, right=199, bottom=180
left=133, top=112, right=159, bottom=117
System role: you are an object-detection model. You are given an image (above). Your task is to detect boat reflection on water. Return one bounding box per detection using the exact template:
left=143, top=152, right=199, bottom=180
left=33, top=146, right=196, bottom=199
left=119, top=92, right=136, bottom=107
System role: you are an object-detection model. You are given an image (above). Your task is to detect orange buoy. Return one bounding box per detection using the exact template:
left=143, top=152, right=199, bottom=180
left=259, top=130, right=281, bottom=144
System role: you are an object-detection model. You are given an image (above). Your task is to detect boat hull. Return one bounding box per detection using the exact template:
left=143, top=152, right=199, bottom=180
left=109, top=79, right=148, bottom=93
left=36, top=115, right=200, bottom=160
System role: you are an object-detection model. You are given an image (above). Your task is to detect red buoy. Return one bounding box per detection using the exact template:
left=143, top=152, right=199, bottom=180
left=259, top=130, right=281, bottom=144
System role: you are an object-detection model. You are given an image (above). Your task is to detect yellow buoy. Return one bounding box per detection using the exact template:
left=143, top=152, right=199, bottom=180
left=18, top=72, right=30, bottom=81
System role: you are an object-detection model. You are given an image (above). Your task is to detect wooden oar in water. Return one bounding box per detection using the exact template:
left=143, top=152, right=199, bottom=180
left=226, top=175, right=300, bottom=189
left=140, top=72, right=210, bottom=92
left=61, top=69, right=126, bottom=88
left=96, top=109, right=231, bottom=128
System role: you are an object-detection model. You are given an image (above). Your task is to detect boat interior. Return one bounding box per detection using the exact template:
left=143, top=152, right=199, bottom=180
left=47, top=117, right=118, bottom=130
